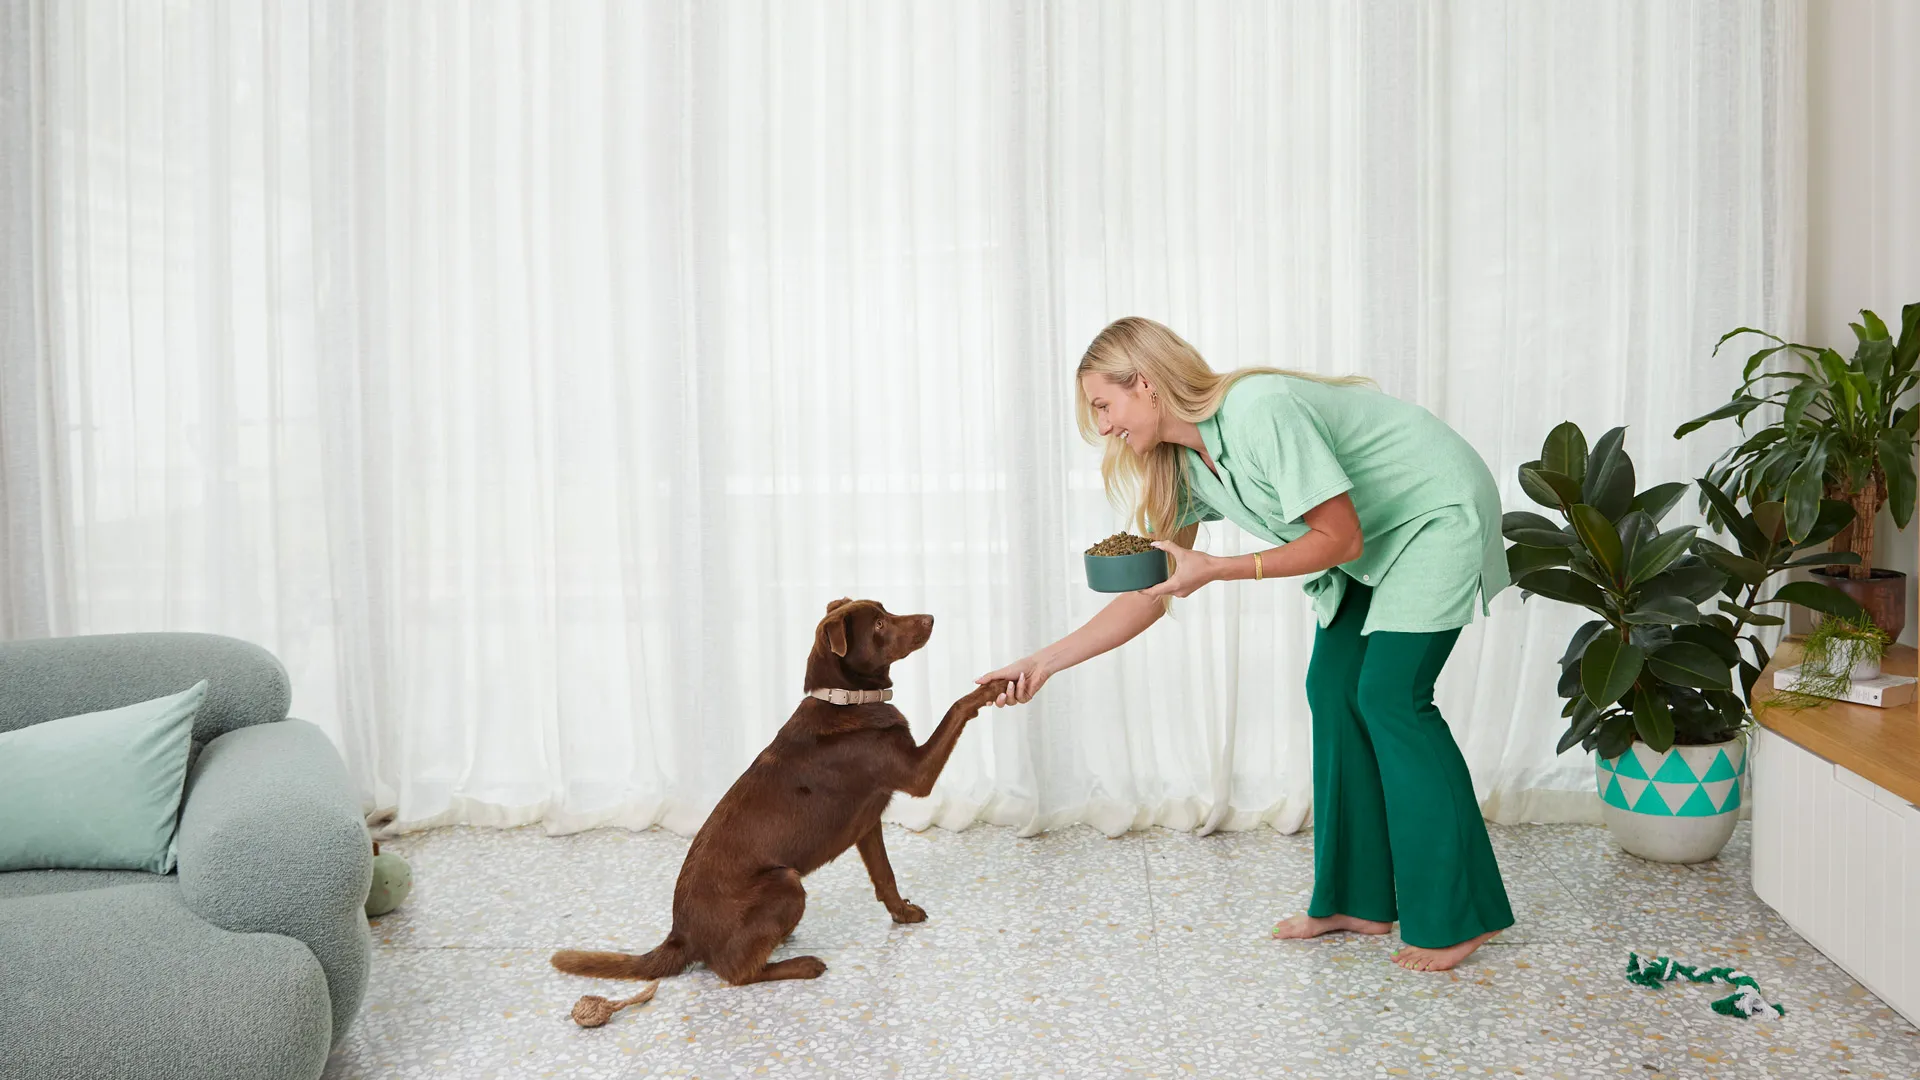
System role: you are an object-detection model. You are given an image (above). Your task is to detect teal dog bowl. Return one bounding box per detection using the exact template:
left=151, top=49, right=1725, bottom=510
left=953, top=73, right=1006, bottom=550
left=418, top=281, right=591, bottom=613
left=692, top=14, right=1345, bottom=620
left=1084, top=548, right=1169, bottom=593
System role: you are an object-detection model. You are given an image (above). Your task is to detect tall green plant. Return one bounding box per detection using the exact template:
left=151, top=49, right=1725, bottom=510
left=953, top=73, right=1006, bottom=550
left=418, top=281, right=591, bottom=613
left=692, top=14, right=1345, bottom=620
left=1675, top=303, right=1920, bottom=579
left=1505, top=423, right=1867, bottom=759
left=1687, top=474, right=1867, bottom=694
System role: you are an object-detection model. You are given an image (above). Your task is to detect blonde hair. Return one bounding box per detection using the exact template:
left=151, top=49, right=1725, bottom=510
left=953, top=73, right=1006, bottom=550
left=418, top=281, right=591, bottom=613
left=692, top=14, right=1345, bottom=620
left=1074, top=316, right=1377, bottom=543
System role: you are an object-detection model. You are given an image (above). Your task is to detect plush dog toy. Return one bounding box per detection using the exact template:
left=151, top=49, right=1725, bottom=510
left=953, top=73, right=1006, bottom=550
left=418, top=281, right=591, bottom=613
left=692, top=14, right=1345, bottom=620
left=570, top=982, right=659, bottom=1028
left=362, top=809, right=413, bottom=917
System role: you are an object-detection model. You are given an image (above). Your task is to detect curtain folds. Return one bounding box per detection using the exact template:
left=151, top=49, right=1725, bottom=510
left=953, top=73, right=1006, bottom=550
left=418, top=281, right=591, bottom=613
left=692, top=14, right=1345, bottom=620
left=1, top=0, right=1805, bottom=835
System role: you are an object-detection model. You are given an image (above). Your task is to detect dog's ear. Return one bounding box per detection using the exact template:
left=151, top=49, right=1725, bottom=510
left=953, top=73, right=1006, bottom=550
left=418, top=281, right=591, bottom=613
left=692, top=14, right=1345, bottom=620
left=824, top=610, right=850, bottom=657
left=822, top=598, right=854, bottom=656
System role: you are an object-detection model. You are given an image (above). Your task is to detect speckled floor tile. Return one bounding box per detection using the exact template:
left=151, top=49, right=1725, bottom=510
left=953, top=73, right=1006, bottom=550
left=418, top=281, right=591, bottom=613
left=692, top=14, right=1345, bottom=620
left=788, top=824, right=1155, bottom=951
left=622, top=931, right=1171, bottom=1079
left=324, top=947, right=668, bottom=1079
left=1153, top=937, right=1915, bottom=1078
left=329, top=935, right=1172, bottom=1078
left=321, top=820, right=1920, bottom=1080
left=367, top=826, right=690, bottom=951
left=1142, top=823, right=1572, bottom=947
left=1524, top=823, right=1839, bottom=957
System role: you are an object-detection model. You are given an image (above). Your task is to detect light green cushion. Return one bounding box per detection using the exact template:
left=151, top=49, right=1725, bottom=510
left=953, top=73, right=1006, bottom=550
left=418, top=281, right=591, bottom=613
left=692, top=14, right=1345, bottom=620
left=0, top=680, right=207, bottom=873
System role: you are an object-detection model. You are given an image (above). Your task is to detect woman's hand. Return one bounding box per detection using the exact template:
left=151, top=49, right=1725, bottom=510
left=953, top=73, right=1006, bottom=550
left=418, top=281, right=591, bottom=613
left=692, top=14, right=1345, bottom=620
left=1140, top=540, right=1221, bottom=600
left=975, top=656, right=1051, bottom=707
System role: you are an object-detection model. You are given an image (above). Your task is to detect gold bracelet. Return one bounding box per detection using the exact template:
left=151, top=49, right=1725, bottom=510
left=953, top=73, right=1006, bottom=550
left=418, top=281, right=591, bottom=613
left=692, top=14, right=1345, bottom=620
left=1253, top=552, right=1263, bottom=581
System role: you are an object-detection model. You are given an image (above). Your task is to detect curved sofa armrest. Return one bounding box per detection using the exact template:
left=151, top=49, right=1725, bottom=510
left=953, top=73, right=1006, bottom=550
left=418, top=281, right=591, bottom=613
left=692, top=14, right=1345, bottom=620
left=177, top=718, right=372, bottom=1045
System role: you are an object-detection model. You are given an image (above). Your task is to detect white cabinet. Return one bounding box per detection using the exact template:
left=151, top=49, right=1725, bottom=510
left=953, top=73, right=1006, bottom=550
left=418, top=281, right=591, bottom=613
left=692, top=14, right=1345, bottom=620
left=1751, top=726, right=1920, bottom=1026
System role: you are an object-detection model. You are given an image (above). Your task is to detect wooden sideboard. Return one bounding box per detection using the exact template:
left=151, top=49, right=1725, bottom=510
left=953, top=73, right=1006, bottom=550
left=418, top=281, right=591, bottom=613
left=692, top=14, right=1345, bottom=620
left=1750, top=637, right=1920, bottom=1026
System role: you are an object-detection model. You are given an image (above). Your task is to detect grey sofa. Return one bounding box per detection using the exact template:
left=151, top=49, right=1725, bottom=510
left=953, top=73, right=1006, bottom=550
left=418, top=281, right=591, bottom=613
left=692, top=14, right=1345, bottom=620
left=0, top=633, right=372, bottom=1080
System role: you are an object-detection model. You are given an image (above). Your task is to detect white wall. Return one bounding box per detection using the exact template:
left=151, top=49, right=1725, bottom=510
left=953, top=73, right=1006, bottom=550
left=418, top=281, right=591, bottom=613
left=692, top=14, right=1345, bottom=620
left=1803, top=0, right=1920, bottom=645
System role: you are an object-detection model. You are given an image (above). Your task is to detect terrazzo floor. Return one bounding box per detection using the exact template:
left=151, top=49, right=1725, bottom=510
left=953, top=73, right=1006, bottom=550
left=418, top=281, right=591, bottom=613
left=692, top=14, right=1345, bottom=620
left=320, top=821, right=1920, bottom=1079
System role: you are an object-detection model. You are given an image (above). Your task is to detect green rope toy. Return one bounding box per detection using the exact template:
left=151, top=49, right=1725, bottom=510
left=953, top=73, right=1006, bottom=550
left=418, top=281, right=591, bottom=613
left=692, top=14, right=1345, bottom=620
left=1625, top=953, right=1786, bottom=1019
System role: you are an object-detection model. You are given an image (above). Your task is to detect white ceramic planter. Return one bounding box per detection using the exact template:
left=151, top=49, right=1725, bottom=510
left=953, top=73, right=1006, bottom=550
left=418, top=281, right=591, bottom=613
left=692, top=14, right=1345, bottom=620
left=1596, top=737, right=1746, bottom=864
left=1812, top=638, right=1882, bottom=682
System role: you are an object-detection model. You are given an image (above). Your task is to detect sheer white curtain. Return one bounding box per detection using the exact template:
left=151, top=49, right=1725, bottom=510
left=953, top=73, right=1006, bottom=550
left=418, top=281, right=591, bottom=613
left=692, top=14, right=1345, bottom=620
left=2, top=0, right=1804, bottom=835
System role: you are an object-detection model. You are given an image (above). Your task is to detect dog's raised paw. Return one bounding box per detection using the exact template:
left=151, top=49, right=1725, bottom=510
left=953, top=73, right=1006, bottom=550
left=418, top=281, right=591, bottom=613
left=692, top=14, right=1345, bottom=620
left=891, top=903, right=927, bottom=924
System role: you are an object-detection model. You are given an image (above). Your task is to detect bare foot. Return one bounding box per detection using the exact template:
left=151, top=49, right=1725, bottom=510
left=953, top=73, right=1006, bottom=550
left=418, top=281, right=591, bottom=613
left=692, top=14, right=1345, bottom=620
left=1270, top=913, right=1394, bottom=939
left=1391, top=930, right=1501, bottom=972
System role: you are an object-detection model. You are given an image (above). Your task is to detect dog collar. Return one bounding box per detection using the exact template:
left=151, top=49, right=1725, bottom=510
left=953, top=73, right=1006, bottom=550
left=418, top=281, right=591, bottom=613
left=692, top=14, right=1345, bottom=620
left=809, top=687, right=893, bottom=705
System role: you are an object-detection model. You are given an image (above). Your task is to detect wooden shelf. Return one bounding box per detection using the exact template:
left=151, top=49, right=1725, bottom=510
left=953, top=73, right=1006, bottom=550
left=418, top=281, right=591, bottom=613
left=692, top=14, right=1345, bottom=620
left=1752, top=637, right=1920, bottom=806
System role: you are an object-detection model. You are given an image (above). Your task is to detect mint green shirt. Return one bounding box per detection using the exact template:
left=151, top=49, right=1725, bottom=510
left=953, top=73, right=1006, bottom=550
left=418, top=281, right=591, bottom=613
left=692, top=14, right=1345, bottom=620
left=1173, top=373, right=1510, bottom=635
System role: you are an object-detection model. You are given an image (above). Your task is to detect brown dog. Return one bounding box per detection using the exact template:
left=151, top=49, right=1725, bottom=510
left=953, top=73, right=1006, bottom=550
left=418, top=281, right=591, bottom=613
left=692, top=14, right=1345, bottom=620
left=551, top=597, right=1005, bottom=987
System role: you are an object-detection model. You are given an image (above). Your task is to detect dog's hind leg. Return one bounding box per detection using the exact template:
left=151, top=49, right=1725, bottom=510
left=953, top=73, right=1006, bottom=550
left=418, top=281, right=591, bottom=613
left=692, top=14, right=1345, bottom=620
left=856, top=825, right=926, bottom=923
left=707, top=867, right=827, bottom=985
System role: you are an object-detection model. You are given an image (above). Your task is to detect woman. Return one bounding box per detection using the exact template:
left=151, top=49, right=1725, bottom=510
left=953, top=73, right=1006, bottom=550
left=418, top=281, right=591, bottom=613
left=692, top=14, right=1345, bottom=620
left=978, top=316, right=1515, bottom=972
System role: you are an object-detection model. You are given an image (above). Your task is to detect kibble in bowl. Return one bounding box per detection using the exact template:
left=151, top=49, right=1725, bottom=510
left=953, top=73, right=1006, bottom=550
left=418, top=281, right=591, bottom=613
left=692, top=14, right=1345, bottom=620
left=1085, top=533, right=1157, bottom=557
left=1083, top=532, right=1170, bottom=593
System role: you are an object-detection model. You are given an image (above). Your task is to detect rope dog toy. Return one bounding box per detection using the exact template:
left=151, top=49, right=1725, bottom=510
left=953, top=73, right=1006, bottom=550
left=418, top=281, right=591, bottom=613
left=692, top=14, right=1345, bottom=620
left=1625, top=953, right=1786, bottom=1018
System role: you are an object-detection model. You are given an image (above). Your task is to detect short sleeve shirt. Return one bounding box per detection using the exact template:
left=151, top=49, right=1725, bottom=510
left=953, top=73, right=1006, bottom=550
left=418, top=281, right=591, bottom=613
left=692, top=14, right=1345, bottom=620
left=1177, top=373, right=1510, bottom=635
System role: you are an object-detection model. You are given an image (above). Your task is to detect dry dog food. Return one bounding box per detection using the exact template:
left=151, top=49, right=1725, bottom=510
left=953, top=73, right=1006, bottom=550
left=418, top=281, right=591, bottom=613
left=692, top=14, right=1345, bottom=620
left=1085, top=532, right=1156, bottom=557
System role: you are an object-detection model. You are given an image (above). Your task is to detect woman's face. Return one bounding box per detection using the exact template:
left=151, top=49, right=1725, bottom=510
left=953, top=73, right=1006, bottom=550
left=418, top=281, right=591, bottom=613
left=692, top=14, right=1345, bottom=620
left=1081, top=373, right=1160, bottom=454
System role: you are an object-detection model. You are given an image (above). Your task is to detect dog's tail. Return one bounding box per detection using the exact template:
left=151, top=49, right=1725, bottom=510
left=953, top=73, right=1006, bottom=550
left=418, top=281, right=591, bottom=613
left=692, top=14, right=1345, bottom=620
left=551, top=935, right=691, bottom=981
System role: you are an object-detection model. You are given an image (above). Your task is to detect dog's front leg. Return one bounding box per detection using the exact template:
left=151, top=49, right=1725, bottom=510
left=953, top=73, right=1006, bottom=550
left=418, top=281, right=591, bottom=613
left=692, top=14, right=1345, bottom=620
left=900, top=682, right=1003, bottom=798
left=855, top=826, right=925, bottom=923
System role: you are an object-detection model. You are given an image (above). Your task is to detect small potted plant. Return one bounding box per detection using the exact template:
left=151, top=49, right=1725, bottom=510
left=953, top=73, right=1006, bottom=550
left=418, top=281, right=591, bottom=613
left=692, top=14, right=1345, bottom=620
left=1773, top=614, right=1892, bottom=710
left=1506, top=422, right=1866, bottom=863
left=1675, top=303, right=1920, bottom=638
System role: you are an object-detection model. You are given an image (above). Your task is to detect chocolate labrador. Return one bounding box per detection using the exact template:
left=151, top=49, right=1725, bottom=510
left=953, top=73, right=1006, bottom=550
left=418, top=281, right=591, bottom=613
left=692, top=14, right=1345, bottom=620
left=551, top=597, right=1005, bottom=986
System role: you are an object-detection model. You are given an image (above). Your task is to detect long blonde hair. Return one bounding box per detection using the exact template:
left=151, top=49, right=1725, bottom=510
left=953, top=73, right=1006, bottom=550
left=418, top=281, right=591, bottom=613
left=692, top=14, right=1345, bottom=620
left=1075, top=316, right=1377, bottom=542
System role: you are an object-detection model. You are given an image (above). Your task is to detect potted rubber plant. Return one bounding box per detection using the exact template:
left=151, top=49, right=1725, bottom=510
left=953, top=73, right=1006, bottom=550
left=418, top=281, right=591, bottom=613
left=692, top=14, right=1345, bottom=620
left=1505, top=423, right=1866, bottom=863
left=1675, top=303, right=1920, bottom=638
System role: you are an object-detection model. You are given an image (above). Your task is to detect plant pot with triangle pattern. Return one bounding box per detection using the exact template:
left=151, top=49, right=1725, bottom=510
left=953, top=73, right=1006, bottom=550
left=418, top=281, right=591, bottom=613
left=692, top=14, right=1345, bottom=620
left=1597, top=736, right=1746, bottom=863
left=1502, top=421, right=1868, bottom=867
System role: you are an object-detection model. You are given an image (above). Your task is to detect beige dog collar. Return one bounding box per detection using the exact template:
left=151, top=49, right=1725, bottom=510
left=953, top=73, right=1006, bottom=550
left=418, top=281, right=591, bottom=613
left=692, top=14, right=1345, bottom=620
left=808, top=687, right=893, bottom=705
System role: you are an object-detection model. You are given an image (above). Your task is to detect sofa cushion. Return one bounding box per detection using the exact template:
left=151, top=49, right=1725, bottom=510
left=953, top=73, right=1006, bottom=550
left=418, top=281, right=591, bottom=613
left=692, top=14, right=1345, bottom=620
left=0, top=880, right=333, bottom=1080
left=0, top=681, right=206, bottom=873
left=0, top=868, right=163, bottom=901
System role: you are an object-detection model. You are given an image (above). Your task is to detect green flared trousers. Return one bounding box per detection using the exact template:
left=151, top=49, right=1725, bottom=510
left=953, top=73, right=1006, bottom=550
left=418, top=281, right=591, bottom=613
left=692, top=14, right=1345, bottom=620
left=1303, top=581, right=1515, bottom=948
